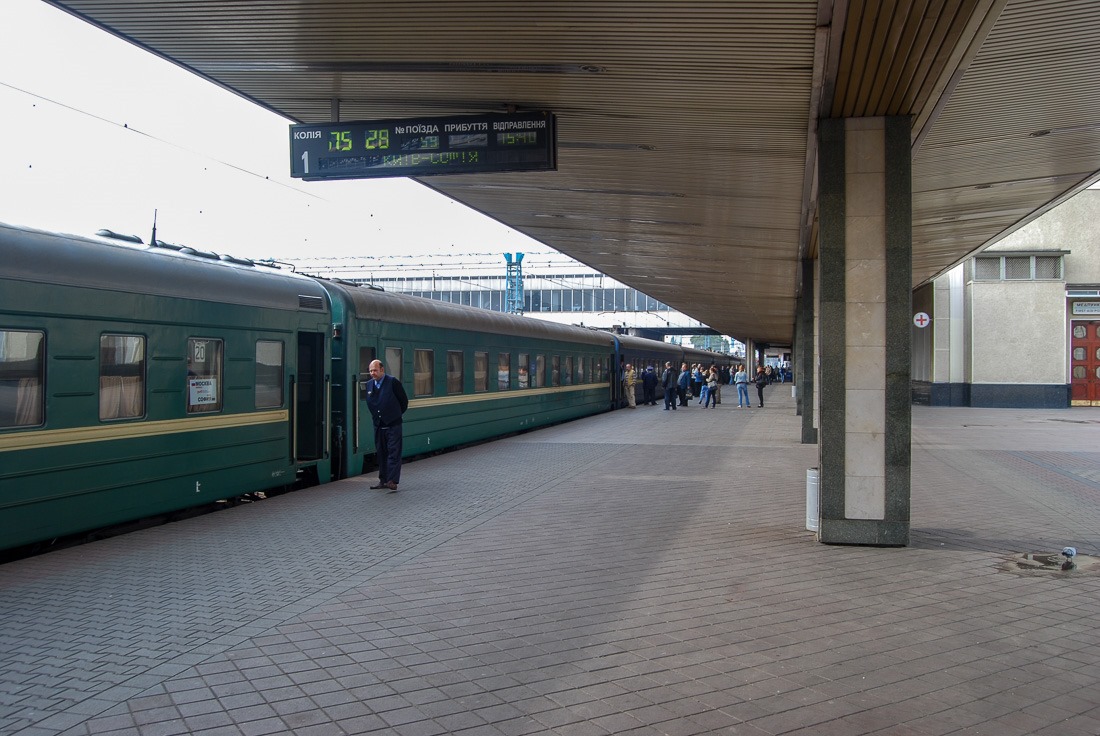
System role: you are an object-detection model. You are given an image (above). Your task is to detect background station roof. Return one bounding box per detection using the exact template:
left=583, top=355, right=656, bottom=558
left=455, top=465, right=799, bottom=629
left=45, top=0, right=1100, bottom=345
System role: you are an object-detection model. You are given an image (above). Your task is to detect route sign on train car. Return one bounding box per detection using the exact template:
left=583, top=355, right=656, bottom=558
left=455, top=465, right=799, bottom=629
left=289, top=111, right=556, bottom=181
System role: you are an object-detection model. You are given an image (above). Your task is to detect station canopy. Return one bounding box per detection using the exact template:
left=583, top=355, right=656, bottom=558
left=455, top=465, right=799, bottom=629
left=46, top=0, right=1100, bottom=346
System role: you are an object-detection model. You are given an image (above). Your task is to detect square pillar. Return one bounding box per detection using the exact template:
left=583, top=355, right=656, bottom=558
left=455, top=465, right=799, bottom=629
left=817, top=117, right=911, bottom=546
left=798, top=258, right=817, bottom=443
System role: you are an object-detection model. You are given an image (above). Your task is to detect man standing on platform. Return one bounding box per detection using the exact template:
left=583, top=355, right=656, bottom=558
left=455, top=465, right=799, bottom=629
left=623, top=363, right=637, bottom=408
left=661, top=362, right=677, bottom=410
left=642, top=365, right=658, bottom=405
left=677, top=362, right=691, bottom=407
left=366, top=359, right=409, bottom=492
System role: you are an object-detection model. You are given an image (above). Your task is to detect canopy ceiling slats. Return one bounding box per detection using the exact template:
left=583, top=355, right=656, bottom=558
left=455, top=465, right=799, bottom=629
left=47, top=0, right=1100, bottom=345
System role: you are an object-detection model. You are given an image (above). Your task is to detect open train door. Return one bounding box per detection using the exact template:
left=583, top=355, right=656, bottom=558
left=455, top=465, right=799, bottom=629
left=294, top=331, right=328, bottom=464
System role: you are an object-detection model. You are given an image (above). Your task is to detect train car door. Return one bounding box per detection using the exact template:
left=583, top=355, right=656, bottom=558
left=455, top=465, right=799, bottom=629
left=1071, top=320, right=1100, bottom=406
left=355, top=346, right=377, bottom=454
left=295, top=332, right=327, bottom=460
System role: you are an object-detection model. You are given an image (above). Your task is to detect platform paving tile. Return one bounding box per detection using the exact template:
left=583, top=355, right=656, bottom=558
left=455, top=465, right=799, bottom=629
left=2, top=395, right=1100, bottom=734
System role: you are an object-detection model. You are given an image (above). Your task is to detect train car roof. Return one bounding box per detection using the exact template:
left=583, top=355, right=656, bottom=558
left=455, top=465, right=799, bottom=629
left=683, top=347, right=732, bottom=364
left=319, top=279, right=613, bottom=348
left=0, top=222, right=329, bottom=312
left=613, top=333, right=684, bottom=356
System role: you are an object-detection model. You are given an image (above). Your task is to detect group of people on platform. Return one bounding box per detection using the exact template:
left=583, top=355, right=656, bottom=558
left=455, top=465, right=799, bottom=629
left=622, top=360, right=773, bottom=411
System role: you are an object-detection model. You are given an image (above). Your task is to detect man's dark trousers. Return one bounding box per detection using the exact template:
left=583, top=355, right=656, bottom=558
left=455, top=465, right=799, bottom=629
left=375, top=424, right=403, bottom=484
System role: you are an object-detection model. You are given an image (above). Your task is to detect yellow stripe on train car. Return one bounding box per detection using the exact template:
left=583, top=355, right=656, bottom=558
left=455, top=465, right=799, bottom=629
left=407, top=382, right=610, bottom=409
left=0, top=410, right=289, bottom=453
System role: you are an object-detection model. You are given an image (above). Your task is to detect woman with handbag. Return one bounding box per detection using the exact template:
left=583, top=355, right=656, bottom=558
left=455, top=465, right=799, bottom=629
left=704, top=366, right=720, bottom=408
left=753, top=365, right=768, bottom=408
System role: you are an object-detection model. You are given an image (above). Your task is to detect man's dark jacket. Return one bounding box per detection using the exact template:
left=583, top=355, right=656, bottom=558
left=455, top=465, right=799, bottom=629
left=366, top=374, right=409, bottom=428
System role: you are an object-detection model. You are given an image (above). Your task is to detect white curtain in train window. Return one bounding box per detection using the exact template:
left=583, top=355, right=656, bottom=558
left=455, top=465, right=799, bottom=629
left=0, top=330, right=44, bottom=428
left=385, top=347, right=402, bottom=381
left=446, top=351, right=463, bottom=395
left=414, top=349, right=433, bottom=397
left=473, top=351, right=488, bottom=393
left=534, top=354, right=546, bottom=387
left=99, top=335, right=145, bottom=420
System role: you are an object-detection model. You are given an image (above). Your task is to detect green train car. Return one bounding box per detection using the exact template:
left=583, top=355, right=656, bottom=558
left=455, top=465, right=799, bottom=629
left=319, top=281, right=614, bottom=481
left=0, top=223, right=335, bottom=551
left=1, top=222, right=729, bottom=554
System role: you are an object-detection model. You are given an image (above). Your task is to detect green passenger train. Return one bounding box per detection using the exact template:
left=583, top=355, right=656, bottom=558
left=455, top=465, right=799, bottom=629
left=0, top=222, right=724, bottom=554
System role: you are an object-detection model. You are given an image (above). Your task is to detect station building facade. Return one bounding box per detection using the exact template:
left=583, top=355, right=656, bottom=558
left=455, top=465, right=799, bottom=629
left=913, top=188, right=1100, bottom=408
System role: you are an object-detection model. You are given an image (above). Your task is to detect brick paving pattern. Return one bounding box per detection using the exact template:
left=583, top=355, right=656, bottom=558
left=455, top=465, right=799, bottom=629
left=2, top=388, right=1099, bottom=735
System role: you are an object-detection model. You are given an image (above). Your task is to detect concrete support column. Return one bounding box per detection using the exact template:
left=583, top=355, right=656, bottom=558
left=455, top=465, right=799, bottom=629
left=744, top=339, right=760, bottom=368
left=798, top=258, right=817, bottom=443
left=817, top=116, right=912, bottom=546
left=794, top=301, right=802, bottom=415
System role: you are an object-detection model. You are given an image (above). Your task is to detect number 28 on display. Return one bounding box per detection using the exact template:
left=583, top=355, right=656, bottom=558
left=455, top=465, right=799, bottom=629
left=328, top=129, right=390, bottom=152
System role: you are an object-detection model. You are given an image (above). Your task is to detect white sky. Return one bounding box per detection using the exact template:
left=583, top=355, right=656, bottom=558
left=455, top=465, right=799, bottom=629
left=0, top=0, right=553, bottom=262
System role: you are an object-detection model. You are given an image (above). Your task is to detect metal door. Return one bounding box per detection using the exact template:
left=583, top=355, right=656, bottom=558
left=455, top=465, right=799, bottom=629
left=294, top=332, right=327, bottom=460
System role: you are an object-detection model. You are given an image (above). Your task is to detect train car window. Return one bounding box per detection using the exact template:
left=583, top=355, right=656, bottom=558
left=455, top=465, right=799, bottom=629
left=99, top=335, right=145, bottom=420
left=475, top=352, right=489, bottom=393
left=255, top=340, right=284, bottom=409
left=533, top=355, right=545, bottom=387
left=495, top=353, right=509, bottom=390
left=447, top=351, right=464, bottom=395
left=517, top=353, right=529, bottom=389
left=186, top=338, right=224, bottom=414
left=578, top=356, right=586, bottom=383
left=551, top=355, right=561, bottom=386
left=414, top=349, right=434, bottom=397
left=563, top=356, right=573, bottom=385
left=385, top=347, right=402, bottom=381
left=0, top=329, right=45, bottom=428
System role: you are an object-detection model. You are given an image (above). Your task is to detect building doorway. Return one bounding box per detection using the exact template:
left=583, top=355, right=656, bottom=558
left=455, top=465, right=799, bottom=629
left=1070, top=320, right=1100, bottom=406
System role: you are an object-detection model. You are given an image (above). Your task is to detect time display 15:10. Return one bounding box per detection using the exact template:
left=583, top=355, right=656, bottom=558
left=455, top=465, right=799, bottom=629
left=327, top=129, right=537, bottom=152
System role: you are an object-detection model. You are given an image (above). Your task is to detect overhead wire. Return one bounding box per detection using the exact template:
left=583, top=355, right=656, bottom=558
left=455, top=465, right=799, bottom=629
left=0, top=80, right=326, bottom=200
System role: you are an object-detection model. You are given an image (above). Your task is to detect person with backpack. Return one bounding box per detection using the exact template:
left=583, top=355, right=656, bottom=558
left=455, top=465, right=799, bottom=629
left=661, top=362, right=678, bottom=410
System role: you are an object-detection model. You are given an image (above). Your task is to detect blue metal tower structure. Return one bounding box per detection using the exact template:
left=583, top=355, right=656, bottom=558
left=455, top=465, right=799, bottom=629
left=504, top=252, right=525, bottom=314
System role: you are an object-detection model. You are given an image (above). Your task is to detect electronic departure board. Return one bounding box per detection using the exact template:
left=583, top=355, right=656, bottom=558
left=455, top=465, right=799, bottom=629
left=289, top=111, right=556, bottom=181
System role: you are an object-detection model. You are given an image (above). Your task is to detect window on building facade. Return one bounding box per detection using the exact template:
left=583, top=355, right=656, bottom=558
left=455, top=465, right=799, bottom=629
left=974, top=254, right=1064, bottom=281
left=362, top=276, right=672, bottom=314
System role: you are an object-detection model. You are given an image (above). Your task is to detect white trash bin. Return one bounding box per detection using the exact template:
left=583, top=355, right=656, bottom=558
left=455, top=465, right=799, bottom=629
left=806, top=468, right=820, bottom=532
